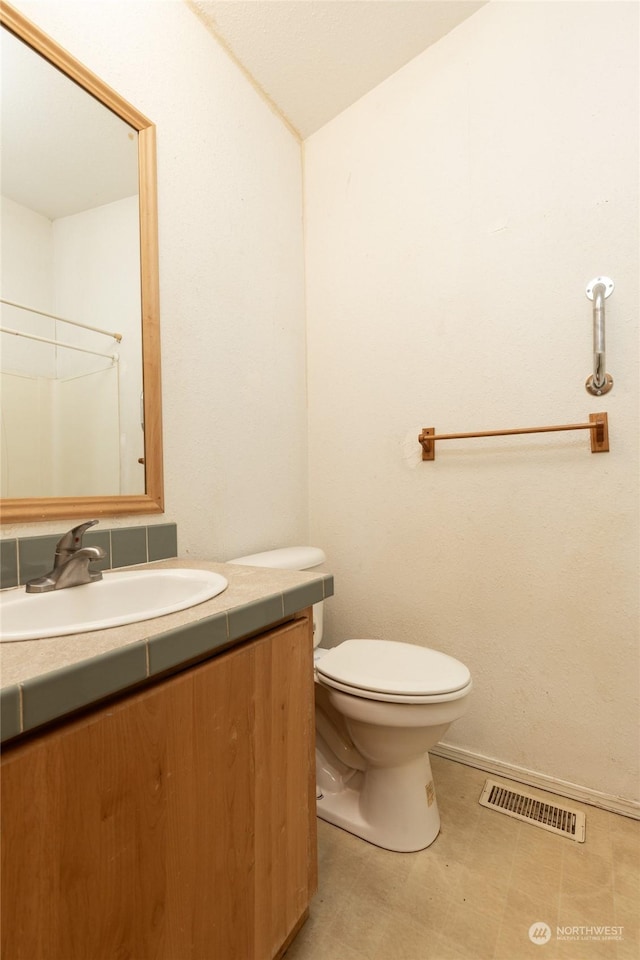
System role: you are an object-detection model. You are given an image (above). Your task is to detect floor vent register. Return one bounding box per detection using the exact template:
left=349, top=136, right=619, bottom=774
left=479, top=779, right=586, bottom=842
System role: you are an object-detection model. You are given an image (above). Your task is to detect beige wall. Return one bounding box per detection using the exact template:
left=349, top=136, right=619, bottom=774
left=5, top=0, right=308, bottom=559
left=305, top=1, right=639, bottom=805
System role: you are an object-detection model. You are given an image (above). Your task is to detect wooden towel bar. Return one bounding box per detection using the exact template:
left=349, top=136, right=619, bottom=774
left=418, top=412, right=609, bottom=460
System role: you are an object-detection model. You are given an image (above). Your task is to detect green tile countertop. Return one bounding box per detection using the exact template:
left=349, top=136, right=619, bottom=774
left=0, top=559, right=333, bottom=745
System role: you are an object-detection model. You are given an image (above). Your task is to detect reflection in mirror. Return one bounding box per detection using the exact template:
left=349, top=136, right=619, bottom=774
left=0, top=1, right=163, bottom=522
left=1, top=26, right=142, bottom=498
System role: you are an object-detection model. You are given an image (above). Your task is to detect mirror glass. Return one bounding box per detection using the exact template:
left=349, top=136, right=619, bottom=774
left=0, top=4, right=163, bottom=522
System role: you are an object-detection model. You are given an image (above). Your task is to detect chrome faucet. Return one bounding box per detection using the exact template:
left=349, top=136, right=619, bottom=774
left=26, top=521, right=106, bottom=593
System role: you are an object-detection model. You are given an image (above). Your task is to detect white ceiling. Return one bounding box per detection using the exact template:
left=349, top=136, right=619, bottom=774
left=189, top=0, right=488, bottom=139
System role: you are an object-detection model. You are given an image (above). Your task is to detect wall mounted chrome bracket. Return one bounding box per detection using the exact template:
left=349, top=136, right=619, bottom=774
left=585, top=276, right=614, bottom=396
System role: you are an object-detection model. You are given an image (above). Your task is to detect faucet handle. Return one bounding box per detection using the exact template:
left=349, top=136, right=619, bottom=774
left=54, top=520, right=100, bottom=565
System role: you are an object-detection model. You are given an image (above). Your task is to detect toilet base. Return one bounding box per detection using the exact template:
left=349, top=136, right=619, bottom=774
left=316, top=752, right=441, bottom=852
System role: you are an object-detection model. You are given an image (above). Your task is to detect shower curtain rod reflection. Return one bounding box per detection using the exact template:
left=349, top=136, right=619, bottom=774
left=0, top=326, right=119, bottom=361
left=0, top=298, right=122, bottom=342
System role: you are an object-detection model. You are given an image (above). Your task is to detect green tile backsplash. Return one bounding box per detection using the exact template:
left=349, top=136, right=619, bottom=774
left=0, top=523, right=178, bottom=588
left=17, top=535, right=59, bottom=585
left=0, top=540, right=18, bottom=589
left=111, top=527, right=148, bottom=569
left=148, top=524, right=178, bottom=563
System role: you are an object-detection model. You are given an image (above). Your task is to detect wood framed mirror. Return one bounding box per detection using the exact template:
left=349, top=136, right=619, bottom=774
left=0, top=1, right=163, bottom=522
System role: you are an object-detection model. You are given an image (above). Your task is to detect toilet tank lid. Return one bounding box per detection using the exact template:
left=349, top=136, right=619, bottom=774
left=228, top=546, right=326, bottom=571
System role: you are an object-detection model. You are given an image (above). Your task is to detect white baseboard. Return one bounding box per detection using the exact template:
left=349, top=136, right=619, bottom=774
left=430, top=743, right=640, bottom=821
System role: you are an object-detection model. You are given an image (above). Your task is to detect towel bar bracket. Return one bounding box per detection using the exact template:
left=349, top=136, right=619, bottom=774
left=589, top=412, right=609, bottom=453
left=420, top=428, right=436, bottom=461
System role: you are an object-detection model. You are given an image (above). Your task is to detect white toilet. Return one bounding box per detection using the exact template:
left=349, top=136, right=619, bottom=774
left=229, top=547, right=472, bottom=852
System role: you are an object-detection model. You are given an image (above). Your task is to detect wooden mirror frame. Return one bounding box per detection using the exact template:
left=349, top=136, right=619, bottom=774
left=0, top=1, right=163, bottom=522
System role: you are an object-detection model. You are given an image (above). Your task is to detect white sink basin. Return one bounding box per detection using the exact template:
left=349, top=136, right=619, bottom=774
left=0, top=568, right=228, bottom=642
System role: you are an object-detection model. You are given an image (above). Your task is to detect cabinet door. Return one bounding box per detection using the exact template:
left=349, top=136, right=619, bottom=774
left=253, top=618, right=318, bottom=957
left=1, top=615, right=316, bottom=960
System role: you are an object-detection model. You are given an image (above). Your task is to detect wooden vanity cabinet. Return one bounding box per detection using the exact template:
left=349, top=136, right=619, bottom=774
left=0, top=613, right=317, bottom=960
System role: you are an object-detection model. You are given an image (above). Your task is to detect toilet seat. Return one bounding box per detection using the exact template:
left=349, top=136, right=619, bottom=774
left=315, top=638, right=472, bottom=704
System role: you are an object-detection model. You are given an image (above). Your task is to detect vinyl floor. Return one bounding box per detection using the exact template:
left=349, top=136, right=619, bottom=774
left=284, top=756, right=640, bottom=960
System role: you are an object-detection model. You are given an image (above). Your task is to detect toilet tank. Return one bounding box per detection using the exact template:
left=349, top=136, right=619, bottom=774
left=228, top=547, right=326, bottom=647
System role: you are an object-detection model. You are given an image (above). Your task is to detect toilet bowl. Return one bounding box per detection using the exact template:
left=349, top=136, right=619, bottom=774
left=228, top=548, right=472, bottom=852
